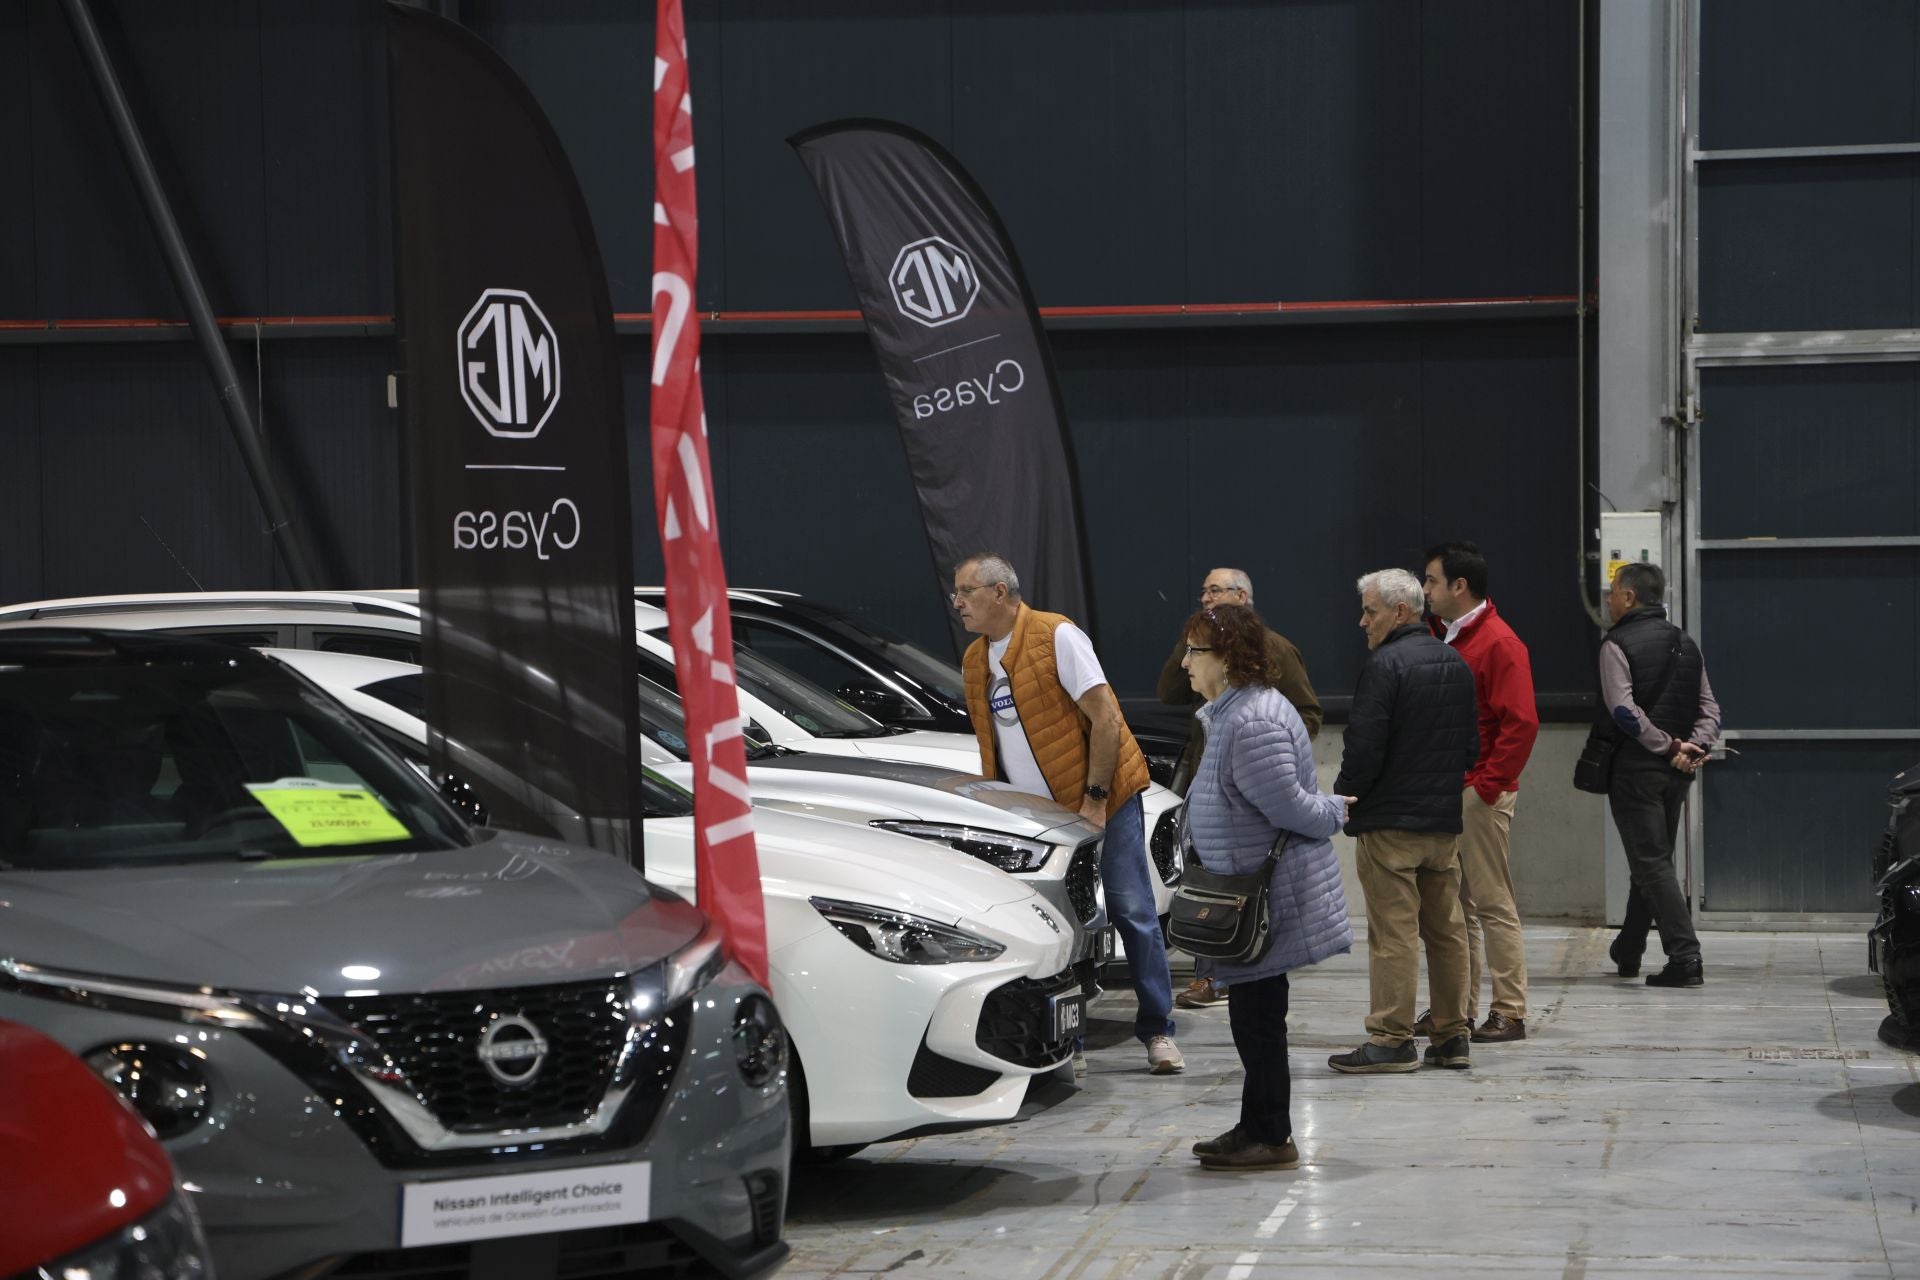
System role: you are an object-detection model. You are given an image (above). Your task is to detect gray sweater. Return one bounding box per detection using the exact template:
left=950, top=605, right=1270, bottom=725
left=1187, top=683, right=1351, bottom=984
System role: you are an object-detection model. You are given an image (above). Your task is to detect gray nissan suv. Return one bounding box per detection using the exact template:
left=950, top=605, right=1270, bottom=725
left=0, top=629, right=790, bottom=1280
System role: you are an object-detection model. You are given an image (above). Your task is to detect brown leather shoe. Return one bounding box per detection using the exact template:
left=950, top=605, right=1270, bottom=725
left=1192, top=1126, right=1249, bottom=1158
left=1471, top=1011, right=1526, bottom=1043
left=1175, top=977, right=1230, bottom=1009
left=1199, top=1138, right=1301, bottom=1171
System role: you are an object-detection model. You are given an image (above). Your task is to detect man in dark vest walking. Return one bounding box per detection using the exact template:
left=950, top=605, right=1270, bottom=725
left=1599, top=563, right=1722, bottom=987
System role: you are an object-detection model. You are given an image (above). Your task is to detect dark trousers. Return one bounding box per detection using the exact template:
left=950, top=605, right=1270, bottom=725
left=1608, top=759, right=1701, bottom=963
left=1227, top=971, right=1291, bottom=1146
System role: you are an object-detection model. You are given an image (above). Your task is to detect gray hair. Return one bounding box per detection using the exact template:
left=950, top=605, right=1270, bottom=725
left=1614, top=561, right=1665, bottom=605
left=958, top=553, right=1021, bottom=598
left=1357, top=568, right=1423, bottom=613
left=1210, top=567, right=1254, bottom=599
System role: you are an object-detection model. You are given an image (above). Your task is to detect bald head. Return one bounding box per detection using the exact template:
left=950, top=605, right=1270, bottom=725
left=1199, top=567, right=1252, bottom=607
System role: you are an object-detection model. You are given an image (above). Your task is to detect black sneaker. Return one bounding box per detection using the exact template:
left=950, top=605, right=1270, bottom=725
left=1423, top=1035, right=1471, bottom=1069
left=1327, top=1041, right=1420, bottom=1074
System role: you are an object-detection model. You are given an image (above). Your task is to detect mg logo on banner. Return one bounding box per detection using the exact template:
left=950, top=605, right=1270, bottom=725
left=458, top=288, right=561, bottom=437
left=890, top=236, right=979, bottom=328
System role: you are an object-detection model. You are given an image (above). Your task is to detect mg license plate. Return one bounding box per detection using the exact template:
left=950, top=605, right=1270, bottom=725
left=1050, top=992, right=1086, bottom=1041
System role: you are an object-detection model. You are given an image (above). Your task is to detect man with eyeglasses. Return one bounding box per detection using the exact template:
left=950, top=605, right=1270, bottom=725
left=1155, top=568, right=1322, bottom=1009
left=953, top=552, right=1182, bottom=1075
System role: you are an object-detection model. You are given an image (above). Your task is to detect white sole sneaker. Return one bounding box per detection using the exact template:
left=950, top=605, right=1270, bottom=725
left=1147, top=1037, right=1185, bottom=1074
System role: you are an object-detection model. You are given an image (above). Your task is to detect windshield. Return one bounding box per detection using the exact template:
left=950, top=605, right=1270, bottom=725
left=634, top=673, right=778, bottom=762
left=813, top=614, right=966, bottom=705
left=640, top=630, right=887, bottom=739
left=641, top=767, right=694, bottom=818
left=0, top=650, right=466, bottom=869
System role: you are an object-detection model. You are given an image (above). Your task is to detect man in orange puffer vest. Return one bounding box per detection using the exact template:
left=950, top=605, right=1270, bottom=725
left=953, top=553, right=1182, bottom=1075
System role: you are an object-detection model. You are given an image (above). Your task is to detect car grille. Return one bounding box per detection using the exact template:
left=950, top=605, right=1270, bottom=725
left=320, top=1222, right=709, bottom=1279
left=906, top=1038, right=1003, bottom=1097
left=974, top=970, right=1080, bottom=1068
left=322, top=979, right=631, bottom=1133
left=1066, top=839, right=1100, bottom=924
left=1150, top=804, right=1184, bottom=885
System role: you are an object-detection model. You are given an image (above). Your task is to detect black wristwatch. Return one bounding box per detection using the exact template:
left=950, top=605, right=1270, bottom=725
left=1084, top=783, right=1109, bottom=801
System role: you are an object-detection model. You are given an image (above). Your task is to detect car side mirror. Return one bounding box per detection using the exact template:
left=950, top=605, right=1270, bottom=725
left=435, top=772, right=490, bottom=827
left=838, top=679, right=913, bottom=722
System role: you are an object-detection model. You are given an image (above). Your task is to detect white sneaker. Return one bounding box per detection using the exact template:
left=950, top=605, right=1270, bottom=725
left=1147, top=1035, right=1185, bottom=1074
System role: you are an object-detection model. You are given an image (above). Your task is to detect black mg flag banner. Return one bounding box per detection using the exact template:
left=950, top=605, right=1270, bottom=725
left=790, top=119, right=1092, bottom=639
left=387, top=4, right=642, bottom=862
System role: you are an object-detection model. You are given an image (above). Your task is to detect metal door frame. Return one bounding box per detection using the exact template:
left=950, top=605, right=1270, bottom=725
left=1676, top=0, right=1909, bottom=924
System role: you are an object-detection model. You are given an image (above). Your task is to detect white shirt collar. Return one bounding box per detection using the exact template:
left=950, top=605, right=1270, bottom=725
left=1443, top=600, right=1489, bottom=644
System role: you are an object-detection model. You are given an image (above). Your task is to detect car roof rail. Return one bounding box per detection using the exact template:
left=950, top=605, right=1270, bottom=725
left=0, top=591, right=421, bottom=621
left=0, top=625, right=277, bottom=665
left=632, top=586, right=798, bottom=606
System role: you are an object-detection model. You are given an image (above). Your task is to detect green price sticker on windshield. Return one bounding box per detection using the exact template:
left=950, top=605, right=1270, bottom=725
left=243, top=779, right=410, bottom=847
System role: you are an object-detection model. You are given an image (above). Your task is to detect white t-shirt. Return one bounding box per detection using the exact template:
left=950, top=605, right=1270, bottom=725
left=986, top=621, right=1107, bottom=797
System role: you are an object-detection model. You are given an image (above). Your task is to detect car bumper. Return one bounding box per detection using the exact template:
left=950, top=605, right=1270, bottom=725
left=0, top=962, right=789, bottom=1280
left=772, top=899, right=1078, bottom=1148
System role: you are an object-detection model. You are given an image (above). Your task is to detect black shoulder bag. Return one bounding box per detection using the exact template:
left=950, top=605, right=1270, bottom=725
left=1166, top=830, right=1292, bottom=964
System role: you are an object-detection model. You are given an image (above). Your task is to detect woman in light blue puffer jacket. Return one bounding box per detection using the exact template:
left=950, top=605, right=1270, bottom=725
left=1179, top=603, right=1352, bottom=1171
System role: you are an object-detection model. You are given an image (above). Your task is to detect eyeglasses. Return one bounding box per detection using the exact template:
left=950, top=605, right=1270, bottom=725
left=1199, top=584, right=1243, bottom=598
left=951, top=584, right=996, bottom=601
left=1184, top=645, right=1213, bottom=656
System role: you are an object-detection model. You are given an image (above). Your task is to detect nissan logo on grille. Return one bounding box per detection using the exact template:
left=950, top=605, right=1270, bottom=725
left=477, top=1013, right=549, bottom=1088
left=889, top=236, right=979, bottom=328
left=458, top=288, right=561, bottom=438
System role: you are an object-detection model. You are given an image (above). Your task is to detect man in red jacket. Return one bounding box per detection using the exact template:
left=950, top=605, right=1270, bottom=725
left=1417, top=542, right=1540, bottom=1043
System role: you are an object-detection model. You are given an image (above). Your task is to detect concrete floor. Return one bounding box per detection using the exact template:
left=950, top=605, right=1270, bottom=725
left=781, top=925, right=1920, bottom=1278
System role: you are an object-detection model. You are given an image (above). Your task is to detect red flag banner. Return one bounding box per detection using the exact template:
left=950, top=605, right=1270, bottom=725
left=651, top=0, right=768, bottom=985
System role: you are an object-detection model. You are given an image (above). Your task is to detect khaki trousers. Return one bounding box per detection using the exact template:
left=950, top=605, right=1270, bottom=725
left=1458, top=787, right=1528, bottom=1020
left=1356, top=828, right=1470, bottom=1046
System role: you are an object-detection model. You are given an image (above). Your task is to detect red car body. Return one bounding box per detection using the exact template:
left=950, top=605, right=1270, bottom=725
left=0, top=1018, right=179, bottom=1275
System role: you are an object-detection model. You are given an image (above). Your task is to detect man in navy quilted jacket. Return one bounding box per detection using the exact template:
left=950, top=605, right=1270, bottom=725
left=1328, top=568, right=1480, bottom=1075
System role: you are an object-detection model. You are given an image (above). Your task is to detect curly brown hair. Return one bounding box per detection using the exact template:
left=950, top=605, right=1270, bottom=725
left=1183, top=603, right=1279, bottom=688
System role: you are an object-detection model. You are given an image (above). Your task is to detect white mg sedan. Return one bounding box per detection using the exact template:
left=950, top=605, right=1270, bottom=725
left=264, top=648, right=1086, bottom=1159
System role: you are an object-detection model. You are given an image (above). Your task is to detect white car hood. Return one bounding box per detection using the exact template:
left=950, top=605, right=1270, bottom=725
left=654, top=755, right=1093, bottom=841
left=826, top=730, right=984, bottom=772
left=642, top=807, right=1035, bottom=919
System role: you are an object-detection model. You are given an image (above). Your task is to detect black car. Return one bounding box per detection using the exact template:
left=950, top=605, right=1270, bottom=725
left=636, top=589, right=1193, bottom=787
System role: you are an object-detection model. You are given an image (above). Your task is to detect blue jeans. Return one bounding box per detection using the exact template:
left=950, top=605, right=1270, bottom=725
left=1104, top=793, right=1175, bottom=1041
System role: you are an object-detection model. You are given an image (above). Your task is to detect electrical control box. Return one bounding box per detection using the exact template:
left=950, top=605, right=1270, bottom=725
left=1601, top=511, right=1662, bottom=584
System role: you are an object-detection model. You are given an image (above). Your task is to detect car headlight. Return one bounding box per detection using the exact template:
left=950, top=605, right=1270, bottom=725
left=629, top=922, right=728, bottom=1016
left=85, top=1043, right=213, bottom=1141
left=1150, top=804, right=1187, bottom=886
left=809, top=897, right=1006, bottom=964
left=732, top=994, right=787, bottom=1088
left=35, top=1190, right=212, bottom=1280
left=0, top=958, right=270, bottom=1030
left=868, top=820, right=1055, bottom=874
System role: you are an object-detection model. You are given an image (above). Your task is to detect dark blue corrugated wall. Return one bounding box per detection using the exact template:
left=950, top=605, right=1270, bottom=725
left=0, top=0, right=1585, bottom=699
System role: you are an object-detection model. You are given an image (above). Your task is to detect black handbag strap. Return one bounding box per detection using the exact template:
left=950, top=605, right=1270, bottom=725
left=1187, top=825, right=1294, bottom=875
left=1260, top=828, right=1294, bottom=869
